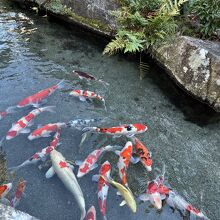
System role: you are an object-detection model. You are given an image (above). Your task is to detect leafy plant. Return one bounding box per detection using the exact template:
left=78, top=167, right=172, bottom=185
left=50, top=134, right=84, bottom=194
left=103, top=0, right=189, bottom=55
left=190, top=0, right=220, bottom=38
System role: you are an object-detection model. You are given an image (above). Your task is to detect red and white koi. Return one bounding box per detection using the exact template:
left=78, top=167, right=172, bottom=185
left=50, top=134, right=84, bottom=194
left=0, top=183, right=12, bottom=199
left=85, top=206, right=96, bottom=220
left=73, top=70, right=109, bottom=86
left=139, top=166, right=169, bottom=210
left=0, top=106, right=16, bottom=121
left=28, top=122, right=66, bottom=140
left=92, top=161, right=111, bottom=220
left=116, top=141, right=133, bottom=187
left=131, top=137, right=153, bottom=171
left=166, top=190, right=207, bottom=219
left=9, top=130, right=61, bottom=171
left=69, top=89, right=106, bottom=110
left=17, top=79, right=65, bottom=108
left=76, top=145, right=118, bottom=178
left=10, top=180, right=26, bottom=208
left=82, top=124, right=148, bottom=138
left=6, top=106, right=54, bottom=140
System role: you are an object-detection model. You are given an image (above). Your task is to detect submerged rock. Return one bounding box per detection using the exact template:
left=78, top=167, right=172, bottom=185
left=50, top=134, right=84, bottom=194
left=0, top=149, right=8, bottom=184
left=0, top=204, right=39, bottom=219
left=152, top=36, right=220, bottom=112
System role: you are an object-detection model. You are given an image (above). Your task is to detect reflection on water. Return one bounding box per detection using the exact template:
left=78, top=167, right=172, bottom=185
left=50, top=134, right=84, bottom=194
left=0, top=1, right=219, bottom=220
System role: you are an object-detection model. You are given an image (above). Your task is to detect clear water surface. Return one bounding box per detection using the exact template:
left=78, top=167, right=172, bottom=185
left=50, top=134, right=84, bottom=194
left=0, top=1, right=219, bottom=220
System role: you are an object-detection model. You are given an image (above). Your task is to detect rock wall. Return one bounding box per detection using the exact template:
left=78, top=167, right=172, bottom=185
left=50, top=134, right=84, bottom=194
left=34, top=0, right=118, bottom=36
left=152, top=36, right=220, bottom=111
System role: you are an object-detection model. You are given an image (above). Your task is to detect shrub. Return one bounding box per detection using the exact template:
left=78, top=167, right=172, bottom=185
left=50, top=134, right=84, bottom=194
left=190, top=0, right=220, bottom=38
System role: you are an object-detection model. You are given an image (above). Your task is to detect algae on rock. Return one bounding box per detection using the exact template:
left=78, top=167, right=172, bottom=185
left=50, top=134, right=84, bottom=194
left=0, top=149, right=8, bottom=184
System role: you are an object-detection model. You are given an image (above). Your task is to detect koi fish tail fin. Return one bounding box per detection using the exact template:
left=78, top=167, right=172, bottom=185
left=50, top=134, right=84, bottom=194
left=40, top=106, right=56, bottom=113
left=103, top=215, right=108, bottom=220
left=56, top=79, right=65, bottom=89
left=8, top=163, right=25, bottom=172
left=5, top=106, right=17, bottom=114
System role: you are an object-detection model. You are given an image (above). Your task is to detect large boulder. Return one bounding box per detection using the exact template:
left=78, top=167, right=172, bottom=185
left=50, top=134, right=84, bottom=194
left=31, top=0, right=118, bottom=36
left=152, top=36, right=220, bottom=111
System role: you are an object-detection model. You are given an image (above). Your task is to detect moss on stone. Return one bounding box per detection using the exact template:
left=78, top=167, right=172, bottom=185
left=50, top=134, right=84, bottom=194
left=41, top=0, right=111, bottom=33
left=0, top=149, right=8, bottom=184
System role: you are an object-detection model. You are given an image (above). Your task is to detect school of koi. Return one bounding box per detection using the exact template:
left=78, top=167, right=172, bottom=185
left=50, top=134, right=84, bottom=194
left=0, top=71, right=208, bottom=220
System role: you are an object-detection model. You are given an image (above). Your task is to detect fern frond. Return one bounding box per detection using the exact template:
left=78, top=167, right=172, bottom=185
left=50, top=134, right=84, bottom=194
left=103, top=37, right=126, bottom=55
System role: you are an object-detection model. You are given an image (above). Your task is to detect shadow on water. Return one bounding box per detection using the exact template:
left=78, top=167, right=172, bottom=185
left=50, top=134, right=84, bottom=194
left=140, top=54, right=220, bottom=127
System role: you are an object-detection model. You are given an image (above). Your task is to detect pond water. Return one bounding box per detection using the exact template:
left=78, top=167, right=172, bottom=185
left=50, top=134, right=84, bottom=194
left=0, top=1, right=219, bottom=220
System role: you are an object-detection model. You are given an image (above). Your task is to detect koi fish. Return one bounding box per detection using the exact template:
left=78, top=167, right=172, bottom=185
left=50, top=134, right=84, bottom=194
left=28, top=122, right=66, bottom=140
left=67, top=118, right=105, bottom=130
left=0, top=106, right=16, bottom=120
left=82, top=124, right=148, bottom=138
left=70, top=90, right=104, bottom=102
left=139, top=165, right=169, bottom=209
left=6, top=106, right=55, bottom=140
left=10, top=180, right=26, bottom=208
left=85, top=206, right=96, bottom=220
left=76, top=145, right=118, bottom=178
left=17, top=79, right=65, bottom=108
left=45, top=150, right=86, bottom=220
left=73, top=70, right=109, bottom=86
left=69, top=90, right=107, bottom=111
left=116, top=141, right=133, bottom=187
left=131, top=137, right=153, bottom=171
left=92, top=161, right=111, bottom=220
left=166, top=191, right=207, bottom=219
left=0, top=183, right=12, bottom=199
left=101, top=175, right=137, bottom=213
left=9, top=130, right=61, bottom=171
left=28, top=118, right=102, bottom=140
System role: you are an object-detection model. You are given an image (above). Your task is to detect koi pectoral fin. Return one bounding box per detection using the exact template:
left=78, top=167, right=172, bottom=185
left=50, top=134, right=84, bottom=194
left=138, top=194, right=150, bottom=201
left=119, top=200, right=127, bottom=206
left=92, top=174, right=99, bottom=182
left=0, top=198, right=11, bottom=206
left=20, top=128, right=31, bottom=134
left=75, top=160, right=83, bottom=166
left=130, top=156, right=140, bottom=164
left=42, top=133, right=51, bottom=138
left=79, top=96, right=86, bottom=102
left=116, top=191, right=121, bottom=196
left=45, top=166, right=55, bottom=179
left=27, top=121, right=34, bottom=127
left=114, top=150, right=121, bottom=156
left=90, top=163, right=98, bottom=171
left=126, top=134, right=134, bottom=138
left=32, top=103, right=41, bottom=108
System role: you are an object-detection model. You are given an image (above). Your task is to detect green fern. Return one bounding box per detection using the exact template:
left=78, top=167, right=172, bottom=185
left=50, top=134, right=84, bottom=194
left=104, top=0, right=189, bottom=55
